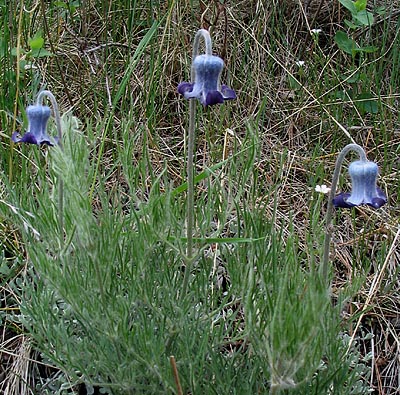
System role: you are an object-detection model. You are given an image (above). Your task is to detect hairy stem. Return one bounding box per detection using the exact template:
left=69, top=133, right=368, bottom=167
left=182, top=29, right=213, bottom=297
left=37, top=90, right=64, bottom=246
left=182, top=98, right=196, bottom=297
left=192, top=29, right=213, bottom=63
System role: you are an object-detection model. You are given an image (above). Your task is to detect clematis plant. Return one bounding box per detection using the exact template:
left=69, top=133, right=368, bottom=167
left=12, top=90, right=62, bottom=147
left=12, top=90, right=64, bottom=244
left=178, top=29, right=236, bottom=297
left=321, top=143, right=387, bottom=280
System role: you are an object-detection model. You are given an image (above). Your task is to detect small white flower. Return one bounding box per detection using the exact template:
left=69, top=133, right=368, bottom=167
left=310, top=28, right=322, bottom=35
left=315, top=184, right=331, bottom=194
left=295, top=60, right=305, bottom=67
left=24, top=63, right=38, bottom=70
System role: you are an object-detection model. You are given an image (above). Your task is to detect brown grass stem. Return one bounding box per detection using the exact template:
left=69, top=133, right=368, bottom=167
left=169, top=355, right=183, bottom=395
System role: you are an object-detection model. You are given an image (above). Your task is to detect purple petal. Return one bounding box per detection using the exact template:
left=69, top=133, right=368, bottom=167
left=11, top=131, right=23, bottom=143
left=376, top=187, right=387, bottom=201
left=37, top=134, right=55, bottom=146
left=177, top=82, right=194, bottom=96
left=369, top=187, right=387, bottom=208
left=369, top=197, right=387, bottom=209
left=204, top=91, right=224, bottom=106
left=12, top=131, right=55, bottom=146
left=221, top=85, right=236, bottom=100
left=333, top=188, right=387, bottom=209
left=12, top=132, right=38, bottom=145
left=332, top=193, right=355, bottom=208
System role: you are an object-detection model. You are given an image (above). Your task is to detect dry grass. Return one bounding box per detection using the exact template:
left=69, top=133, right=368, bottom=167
left=1, top=333, right=31, bottom=395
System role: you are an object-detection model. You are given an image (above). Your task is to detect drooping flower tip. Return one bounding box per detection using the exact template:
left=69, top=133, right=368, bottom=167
left=177, top=54, right=236, bottom=106
left=332, top=160, right=387, bottom=209
left=12, top=105, right=55, bottom=146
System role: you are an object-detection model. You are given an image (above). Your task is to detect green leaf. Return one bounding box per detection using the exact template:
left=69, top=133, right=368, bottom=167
left=344, top=19, right=359, bottom=29
left=334, top=90, right=347, bottom=100
left=354, top=0, right=367, bottom=11
left=54, top=0, right=79, bottom=9
left=354, top=10, right=374, bottom=26
left=334, top=31, right=377, bottom=56
left=54, top=1, right=68, bottom=8
left=28, top=48, right=53, bottom=58
left=288, top=74, right=301, bottom=90
left=375, top=6, right=386, bottom=16
left=334, top=31, right=358, bottom=55
left=0, top=38, right=5, bottom=57
left=0, top=261, right=11, bottom=275
left=11, top=47, right=26, bottom=56
left=339, top=0, right=357, bottom=14
left=342, top=72, right=361, bottom=83
left=356, top=92, right=379, bottom=114
left=357, top=45, right=378, bottom=53
left=28, top=33, right=44, bottom=50
left=19, top=59, right=27, bottom=70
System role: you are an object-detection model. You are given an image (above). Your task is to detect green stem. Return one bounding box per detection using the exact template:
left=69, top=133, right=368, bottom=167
left=321, top=143, right=367, bottom=281
left=37, top=90, right=64, bottom=246
left=181, top=29, right=213, bottom=297
left=181, top=100, right=196, bottom=297
left=185, top=99, right=196, bottom=261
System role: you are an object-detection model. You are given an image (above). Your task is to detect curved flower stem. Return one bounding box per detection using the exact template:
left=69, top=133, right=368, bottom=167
left=190, top=29, right=212, bottom=86
left=36, top=90, right=64, bottom=246
left=321, top=143, right=367, bottom=281
left=181, top=29, right=212, bottom=297
left=192, top=29, right=213, bottom=65
left=36, top=90, right=63, bottom=149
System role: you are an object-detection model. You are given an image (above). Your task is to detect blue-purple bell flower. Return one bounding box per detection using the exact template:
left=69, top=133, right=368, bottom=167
left=333, top=160, right=387, bottom=209
left=178, top=54, right=236, bottom=106
left=12, top=105, right=56, bottom=146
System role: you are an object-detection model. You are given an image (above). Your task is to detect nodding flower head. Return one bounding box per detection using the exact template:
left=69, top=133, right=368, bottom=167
left=178, top=54, right=236, bottom=106
left=12, top=105, right=56, bottom=146
left=333, top=160, right=387, bottom=209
